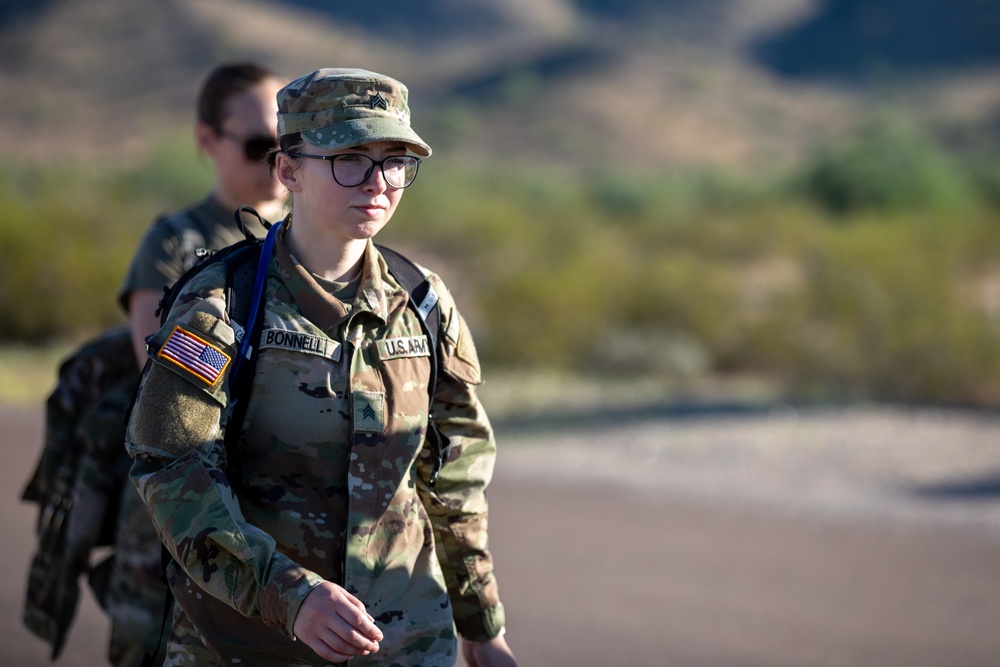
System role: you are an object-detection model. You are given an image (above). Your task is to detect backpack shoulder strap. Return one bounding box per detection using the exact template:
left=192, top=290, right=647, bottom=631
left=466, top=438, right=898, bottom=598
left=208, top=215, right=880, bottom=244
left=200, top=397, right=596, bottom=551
left=374, top=244, right=449, bottom=486
left=155, top=209, right=212, bottom=267
left=154, top=206, right=269, bottom=325
left=220, top=219, right=281, bottom=455
left=376, top=245, right=440, bottom=332
left=222, top=242, right=264, bottom=356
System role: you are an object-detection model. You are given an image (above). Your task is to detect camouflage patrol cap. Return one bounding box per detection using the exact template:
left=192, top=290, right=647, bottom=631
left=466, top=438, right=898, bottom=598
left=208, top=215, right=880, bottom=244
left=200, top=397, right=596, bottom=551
left=276, top=68, right=431, bottom=157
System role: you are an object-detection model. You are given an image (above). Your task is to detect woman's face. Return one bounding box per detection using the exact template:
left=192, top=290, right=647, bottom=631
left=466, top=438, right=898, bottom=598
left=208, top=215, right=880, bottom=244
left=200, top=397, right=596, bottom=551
left=278, top=141, right=409, bottom=245
left=198, top=78, right=285, bottom=208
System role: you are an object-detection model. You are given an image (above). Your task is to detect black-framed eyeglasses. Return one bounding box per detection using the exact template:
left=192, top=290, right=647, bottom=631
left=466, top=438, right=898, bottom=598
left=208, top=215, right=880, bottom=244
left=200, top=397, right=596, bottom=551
left=217, top=130, right=278, bottom=162
left=286, top=152, right=421, bottom=189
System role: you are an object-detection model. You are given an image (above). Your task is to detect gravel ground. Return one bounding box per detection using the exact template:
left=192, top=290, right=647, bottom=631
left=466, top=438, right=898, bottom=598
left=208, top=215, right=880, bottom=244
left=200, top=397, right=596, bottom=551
left=6, top=402, right=1000, bottom=666
left=496, top=404, right=1000, bottom=539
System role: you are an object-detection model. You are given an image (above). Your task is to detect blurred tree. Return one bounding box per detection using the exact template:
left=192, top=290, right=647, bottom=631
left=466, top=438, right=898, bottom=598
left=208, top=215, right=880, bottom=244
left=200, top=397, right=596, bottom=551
left=799, top=114, right=976, bottom=214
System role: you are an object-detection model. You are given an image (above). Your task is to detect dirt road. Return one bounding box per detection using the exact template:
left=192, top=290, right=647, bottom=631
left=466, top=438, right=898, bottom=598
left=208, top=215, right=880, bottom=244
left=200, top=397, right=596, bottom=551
left=3, top=403, right=1000, bottom=666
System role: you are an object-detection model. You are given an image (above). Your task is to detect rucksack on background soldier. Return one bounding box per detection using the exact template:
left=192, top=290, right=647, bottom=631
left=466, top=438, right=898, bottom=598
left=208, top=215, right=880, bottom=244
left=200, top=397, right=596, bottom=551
left=21, top=62, right=287, bottom=667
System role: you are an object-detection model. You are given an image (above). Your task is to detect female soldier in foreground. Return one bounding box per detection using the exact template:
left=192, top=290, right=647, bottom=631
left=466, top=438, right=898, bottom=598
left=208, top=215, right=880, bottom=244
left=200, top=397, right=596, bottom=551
left=125, top=68, right=517, bottom=666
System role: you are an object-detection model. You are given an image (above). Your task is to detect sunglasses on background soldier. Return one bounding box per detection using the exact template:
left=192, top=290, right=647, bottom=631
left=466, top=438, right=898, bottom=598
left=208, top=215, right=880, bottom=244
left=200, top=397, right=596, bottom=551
left=217, top=130, right=278, bottom=162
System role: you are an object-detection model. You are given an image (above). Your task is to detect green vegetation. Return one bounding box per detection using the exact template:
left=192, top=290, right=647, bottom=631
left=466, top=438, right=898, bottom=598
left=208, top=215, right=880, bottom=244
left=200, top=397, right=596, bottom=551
left=0, top=130, right=212, bottom=340
left=797, top=113, right=977, bottom=214
left=4, top=117, right=1000, bottom=406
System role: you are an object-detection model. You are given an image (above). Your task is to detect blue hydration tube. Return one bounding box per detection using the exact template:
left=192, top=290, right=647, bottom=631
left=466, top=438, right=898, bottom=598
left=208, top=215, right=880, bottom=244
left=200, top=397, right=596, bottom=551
left=232, top=218, right=282, bottom=383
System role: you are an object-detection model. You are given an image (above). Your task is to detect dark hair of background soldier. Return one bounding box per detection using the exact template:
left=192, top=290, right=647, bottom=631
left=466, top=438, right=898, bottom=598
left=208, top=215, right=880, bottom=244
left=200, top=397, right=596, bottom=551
left=197, top=62, right=280, bottom=132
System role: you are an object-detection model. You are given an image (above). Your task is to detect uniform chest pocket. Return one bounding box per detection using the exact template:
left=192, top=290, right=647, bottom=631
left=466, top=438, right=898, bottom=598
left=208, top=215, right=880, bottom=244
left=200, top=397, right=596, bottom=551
left=241, top=343, right=351, bottom=463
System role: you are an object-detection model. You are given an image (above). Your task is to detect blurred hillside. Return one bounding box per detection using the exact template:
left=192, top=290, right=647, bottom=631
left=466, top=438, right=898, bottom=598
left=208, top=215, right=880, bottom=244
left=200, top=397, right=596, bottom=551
left=2, top=0, right=999, bottom=171
left=4, top=0, right=1000, bottom=407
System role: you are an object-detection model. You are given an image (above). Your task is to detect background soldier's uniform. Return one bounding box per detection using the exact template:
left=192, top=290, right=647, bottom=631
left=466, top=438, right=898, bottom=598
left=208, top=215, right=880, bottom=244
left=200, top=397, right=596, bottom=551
left=118, top=196, right=267, bottom=312
left=22, top=326, right=138, bottom=661
left=107, top=197, right=267, bottom=666
left=126, top=223, right=506, bottom=666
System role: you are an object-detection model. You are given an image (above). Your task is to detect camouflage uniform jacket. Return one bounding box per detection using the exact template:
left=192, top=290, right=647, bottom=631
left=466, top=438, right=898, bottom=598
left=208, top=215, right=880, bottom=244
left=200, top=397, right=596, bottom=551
left=125, top=225, right=506, bottom=666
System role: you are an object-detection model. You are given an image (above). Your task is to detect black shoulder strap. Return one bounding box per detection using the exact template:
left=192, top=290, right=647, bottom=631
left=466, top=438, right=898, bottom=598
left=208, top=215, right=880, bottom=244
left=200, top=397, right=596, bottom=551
left=158, top=208, right=211, bottom=267
left=223, top=244, right=263, bottom=350
left=220, top=242, right=265, bottom=455
left=375, top=244, right=450, bottom=486
left=154, top=206, right=267, bottom=325
left=376, top=245, right=441, bottom=345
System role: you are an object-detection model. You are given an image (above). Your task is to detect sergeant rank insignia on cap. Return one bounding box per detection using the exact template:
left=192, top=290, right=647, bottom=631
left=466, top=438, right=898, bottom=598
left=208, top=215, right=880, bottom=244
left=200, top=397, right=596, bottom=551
left=369, top=92, right=388, bottom=110
left=158, top=326, right=231, bottom=387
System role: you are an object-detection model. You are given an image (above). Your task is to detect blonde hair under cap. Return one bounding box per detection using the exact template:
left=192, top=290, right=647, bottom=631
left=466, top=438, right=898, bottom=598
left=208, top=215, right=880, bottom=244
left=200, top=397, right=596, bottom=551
left=276, top=68, right=431, bottom=157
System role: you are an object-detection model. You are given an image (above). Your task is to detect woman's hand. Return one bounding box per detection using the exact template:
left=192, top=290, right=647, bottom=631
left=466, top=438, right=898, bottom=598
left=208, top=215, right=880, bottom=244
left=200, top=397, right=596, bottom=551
left=461, top=633, right=518, bottom=667
left=293, top=582, right=383, bottom=662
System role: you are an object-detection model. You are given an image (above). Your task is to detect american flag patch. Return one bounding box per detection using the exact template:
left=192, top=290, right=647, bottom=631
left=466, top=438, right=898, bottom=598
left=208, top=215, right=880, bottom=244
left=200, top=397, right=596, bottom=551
left=158, top=326, right=231, bottom=386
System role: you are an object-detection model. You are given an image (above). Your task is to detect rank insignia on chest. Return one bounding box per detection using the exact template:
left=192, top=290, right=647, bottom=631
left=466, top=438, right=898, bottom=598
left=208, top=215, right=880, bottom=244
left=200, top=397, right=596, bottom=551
left=158, top=326, right=231, bottom=387
left=353, top=390, right=385, bottom=434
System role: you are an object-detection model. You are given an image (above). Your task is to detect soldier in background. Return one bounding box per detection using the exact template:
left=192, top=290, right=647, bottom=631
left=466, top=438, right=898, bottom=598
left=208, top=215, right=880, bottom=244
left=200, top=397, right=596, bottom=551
left=22, top=61, right=286, bottom=667
left=121, top=61, right=287, bottom=368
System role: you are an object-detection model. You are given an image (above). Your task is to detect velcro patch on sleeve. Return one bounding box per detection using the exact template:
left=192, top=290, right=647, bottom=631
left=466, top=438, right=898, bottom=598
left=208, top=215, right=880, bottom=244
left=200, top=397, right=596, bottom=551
left=374, top=335, right=430, bottom=362
left=157, top=326, right=231, bottom=388
left=128, top=364, right=223, bottom=458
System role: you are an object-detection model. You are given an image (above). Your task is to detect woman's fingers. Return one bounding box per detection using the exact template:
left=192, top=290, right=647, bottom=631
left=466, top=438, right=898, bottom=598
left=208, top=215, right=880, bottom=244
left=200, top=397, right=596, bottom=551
left=310, top=625, right=377, bottom=663
left=336, top=598, right=383, bottom=643
left=326, top=610, right=381, bottom=651
left=294, top=582, right=383, bottom=660
left=308, top=638, right=355, bottom=664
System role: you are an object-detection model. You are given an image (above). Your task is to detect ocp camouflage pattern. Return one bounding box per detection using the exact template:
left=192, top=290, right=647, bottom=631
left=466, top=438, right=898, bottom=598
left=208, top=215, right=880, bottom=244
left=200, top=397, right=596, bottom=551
left=126, top=223, right=505, bottom=666
left=276, top=68, right=432, bottom=157
left=21, top=326, right=140, bottom=659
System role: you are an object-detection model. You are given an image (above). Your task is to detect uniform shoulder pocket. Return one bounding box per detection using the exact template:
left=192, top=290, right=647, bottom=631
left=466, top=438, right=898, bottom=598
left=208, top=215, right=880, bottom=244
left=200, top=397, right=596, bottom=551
left=441, top=305, right=483, bottom=386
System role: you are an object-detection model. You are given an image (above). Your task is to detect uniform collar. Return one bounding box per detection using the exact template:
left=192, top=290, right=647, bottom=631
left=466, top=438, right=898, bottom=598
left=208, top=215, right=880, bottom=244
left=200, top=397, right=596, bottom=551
left=273, top=221, right=406, bottom=335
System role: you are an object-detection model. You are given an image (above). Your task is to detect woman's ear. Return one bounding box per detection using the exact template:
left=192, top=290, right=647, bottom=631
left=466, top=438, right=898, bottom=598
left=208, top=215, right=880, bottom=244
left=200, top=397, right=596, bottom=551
left=274, top=152, right=302, bottom=192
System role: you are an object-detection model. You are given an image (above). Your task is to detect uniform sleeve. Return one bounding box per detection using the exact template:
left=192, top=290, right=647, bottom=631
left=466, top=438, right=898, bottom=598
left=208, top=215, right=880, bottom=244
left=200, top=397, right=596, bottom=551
left=415, top=274, right=506, bottom=642
left=118, top=217, right=196, bottom=313
left=124, top=265, right=325, bottom=637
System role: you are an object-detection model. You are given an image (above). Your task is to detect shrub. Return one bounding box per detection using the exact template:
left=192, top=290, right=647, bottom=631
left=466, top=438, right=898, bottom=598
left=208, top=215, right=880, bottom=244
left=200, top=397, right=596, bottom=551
left=6, top=140, right=1000, bottom=406
left=798, top=114, right=978, bottom=214
left=0, top=138, right=210, bottom=343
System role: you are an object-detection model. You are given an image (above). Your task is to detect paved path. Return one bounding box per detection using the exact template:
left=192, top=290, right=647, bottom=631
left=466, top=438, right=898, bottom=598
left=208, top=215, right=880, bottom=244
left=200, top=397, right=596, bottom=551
left=3, top=403, right=1000, bottom=666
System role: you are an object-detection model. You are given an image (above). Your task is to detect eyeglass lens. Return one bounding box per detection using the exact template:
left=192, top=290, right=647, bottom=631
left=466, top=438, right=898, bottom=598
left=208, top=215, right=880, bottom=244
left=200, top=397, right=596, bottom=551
left=332, top=155, right=419, bottom=188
